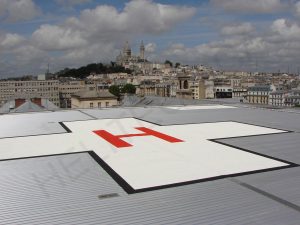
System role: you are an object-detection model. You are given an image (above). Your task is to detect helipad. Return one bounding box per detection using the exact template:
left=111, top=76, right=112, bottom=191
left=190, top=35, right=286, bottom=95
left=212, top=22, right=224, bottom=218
left=0, top=117, right=294, bottom=193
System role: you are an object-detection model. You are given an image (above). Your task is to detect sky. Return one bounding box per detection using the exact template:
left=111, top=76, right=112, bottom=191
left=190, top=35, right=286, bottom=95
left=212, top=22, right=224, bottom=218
left=0, top=0, right=300, bottom=77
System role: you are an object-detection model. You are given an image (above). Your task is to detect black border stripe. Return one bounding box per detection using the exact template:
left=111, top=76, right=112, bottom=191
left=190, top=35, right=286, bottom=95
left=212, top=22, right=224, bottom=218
left=209, top=139, right=298, bottom=166
left=88, top=151, right=135, bottom=194
left=58, top=122, right=72, bottom=133
left=0, top=151, right=87, bottom=162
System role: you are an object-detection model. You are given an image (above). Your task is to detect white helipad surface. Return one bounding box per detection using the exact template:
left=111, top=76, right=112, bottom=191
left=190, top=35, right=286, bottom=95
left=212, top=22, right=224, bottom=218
left=166, top=105, right=236, bottom=110
left=0, top=118, right=290, bottom=191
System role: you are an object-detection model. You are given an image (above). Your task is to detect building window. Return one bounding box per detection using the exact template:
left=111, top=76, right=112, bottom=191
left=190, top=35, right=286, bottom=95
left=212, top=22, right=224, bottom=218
left=90, top=102, right=93, bottom=108
left=98, top=102, right=101, bottom=108
left=105, top=102, right=109, bottom=107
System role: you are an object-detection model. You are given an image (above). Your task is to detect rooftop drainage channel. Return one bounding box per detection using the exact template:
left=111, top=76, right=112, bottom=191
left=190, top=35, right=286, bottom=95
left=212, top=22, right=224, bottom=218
left=230, top=178, right=300, bottom=213
left=78, top=110, right=98, bottom=119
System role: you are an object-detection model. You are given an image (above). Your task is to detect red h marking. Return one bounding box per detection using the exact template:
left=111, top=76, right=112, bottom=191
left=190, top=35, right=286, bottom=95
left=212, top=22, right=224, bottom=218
left=93, top=127, right=184, bottom=148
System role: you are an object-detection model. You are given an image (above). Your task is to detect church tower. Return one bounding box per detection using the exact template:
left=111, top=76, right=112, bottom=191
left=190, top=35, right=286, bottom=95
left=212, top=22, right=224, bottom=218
left=140, top=40, right=145, bottom=60
left=123, top=41, right=131, bottom=57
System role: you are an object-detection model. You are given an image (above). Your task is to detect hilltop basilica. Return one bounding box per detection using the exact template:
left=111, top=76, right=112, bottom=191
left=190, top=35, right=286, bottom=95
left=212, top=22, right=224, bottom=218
left=116, top=41, right=146, bottom=68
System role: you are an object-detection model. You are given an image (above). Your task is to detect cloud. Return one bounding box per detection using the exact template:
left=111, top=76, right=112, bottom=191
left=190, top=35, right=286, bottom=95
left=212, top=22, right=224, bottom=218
left=31, top=0, right=195, bottom=60
left=145, top=43, right=157, bottom=53
left=211, top=0, right=286, bottom=14
left=32, top=25, right=87, bottom=51
left=295, top=2, right=300, bottom=16
left=221, top=23, right=255, bottom=36
left=270, top=19, right=300, bottom=41
left=163, top=18, right=300, bottom=72
left=0, top=33, right=25, bottom=50
left=0, top=0, right=41, bottom=23
left=0, top=32, right=49, bottom=76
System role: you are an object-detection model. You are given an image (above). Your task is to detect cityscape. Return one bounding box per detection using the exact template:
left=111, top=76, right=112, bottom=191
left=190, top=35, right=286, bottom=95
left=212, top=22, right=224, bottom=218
left=0, top=39, right=300, bottom=113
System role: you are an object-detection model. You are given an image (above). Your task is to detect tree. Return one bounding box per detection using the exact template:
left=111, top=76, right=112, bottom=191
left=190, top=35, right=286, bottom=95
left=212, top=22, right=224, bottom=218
left=56, top=62, right=132, bottom=79
left=110, top=61, right=116, bottom=67
left=164, top=60, right=173, bottom=67
left=175, top=62, right=180, bottom=68
left=109, top=85, right=120, bottom=97
left=122, top=83, right=136, bottom=94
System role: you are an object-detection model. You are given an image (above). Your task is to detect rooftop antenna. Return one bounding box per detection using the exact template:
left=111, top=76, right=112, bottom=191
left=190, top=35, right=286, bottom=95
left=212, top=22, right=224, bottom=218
left=46, top=63, right=50, bottom=75
left=255, top=58, right=258, bottom=74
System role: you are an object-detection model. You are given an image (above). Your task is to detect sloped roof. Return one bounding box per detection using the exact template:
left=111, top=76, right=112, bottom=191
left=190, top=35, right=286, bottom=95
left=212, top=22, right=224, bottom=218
left=71, top=90, right=117, bottom=99
left=0, top=99, right=58, bottom=114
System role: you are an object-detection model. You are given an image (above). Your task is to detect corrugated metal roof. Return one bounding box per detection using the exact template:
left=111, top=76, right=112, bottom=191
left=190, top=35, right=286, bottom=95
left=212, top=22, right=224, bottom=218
left=0, top=102, right=299, bottom=224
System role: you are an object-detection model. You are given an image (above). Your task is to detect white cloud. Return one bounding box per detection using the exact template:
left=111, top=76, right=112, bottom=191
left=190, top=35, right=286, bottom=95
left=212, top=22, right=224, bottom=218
left=0, top=32, right=49, bottom=76
left=31, top=0, right=195, bottom=61
left=32, top=25, right=87, bottom=51
left=295, top=2, right=300, bottom=16
left=163, top=18, right=300, bottom=72
left=270, top=19, right=300, bottom=41
left=221, top=23, right=255, bottom=36
left=74, top=0, right=196, bottom=36
left=0, top=0, right=41, bottom=23
left=32, top=0, right=195, bottom=50
left=0, top=33, right=25, bottom=49
left=145, top=43, right=157, bottom=53
left=211, top=0, right=286, bottom=13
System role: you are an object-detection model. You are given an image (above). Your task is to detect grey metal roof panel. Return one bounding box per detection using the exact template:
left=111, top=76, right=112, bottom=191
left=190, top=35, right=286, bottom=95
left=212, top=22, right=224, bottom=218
left=133, top=106, right=300, bottom=132
left=0, top=110, right=93, bottom=138
left=218, top=132, right=300, bottom=164
left=72, top=90, right=117, bottom=99
left=0, top=154, right=299, bottom=225
left=121, top=95, right=219, bottom=107
left=80, top=107, right=172, bottom=120
left=237, top=166, right=300, bottom=207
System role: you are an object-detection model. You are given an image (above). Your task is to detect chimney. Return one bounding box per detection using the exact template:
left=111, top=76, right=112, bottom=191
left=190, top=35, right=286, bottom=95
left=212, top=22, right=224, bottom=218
left=31, top=98, right=42, bottom=107
left=15, top=99, right=26, bottom=108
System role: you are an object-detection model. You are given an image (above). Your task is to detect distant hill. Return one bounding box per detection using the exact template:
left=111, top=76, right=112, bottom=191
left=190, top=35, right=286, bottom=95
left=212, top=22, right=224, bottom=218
left=56, top=62, right=132, bottom=79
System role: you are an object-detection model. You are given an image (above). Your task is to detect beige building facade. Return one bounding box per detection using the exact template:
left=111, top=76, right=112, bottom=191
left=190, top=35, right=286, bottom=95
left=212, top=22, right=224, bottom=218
left=71, top=90, right=118, bottom=109
left=59, top=80, right=86, bottom=108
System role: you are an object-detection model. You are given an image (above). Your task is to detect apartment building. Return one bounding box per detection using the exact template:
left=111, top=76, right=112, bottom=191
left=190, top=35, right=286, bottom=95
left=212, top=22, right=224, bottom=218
left=176, top=76, right=193, bottom=99
left=190, top=80, right=206, bottom=100
left=214, top=86, right=233, bottom=98
left=155, top=82, right=176, bottom=98
left=268, top=90, right=289, bottom=107
left=71, top=90, right=118, bottom=109
left=138, top=80, right=156, bottom=96
left=0, top=80, right=60, bottom=107
left=274, top=90, right=300, bottom=107
left=247, top=85, right=274, bottom=105
left=59, top=80, right=86, bottom=108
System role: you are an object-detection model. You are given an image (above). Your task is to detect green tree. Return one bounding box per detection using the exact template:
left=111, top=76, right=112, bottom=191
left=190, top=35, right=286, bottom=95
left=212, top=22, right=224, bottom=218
left=122, top=83, right=136, bottom=94
left=175, top=62, right=180, bottom=68
left=109, top=85, right=120, bottom=97
left=57, top=62, right=132, bottom=79
left=164, top=60, right=173, bottom=67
